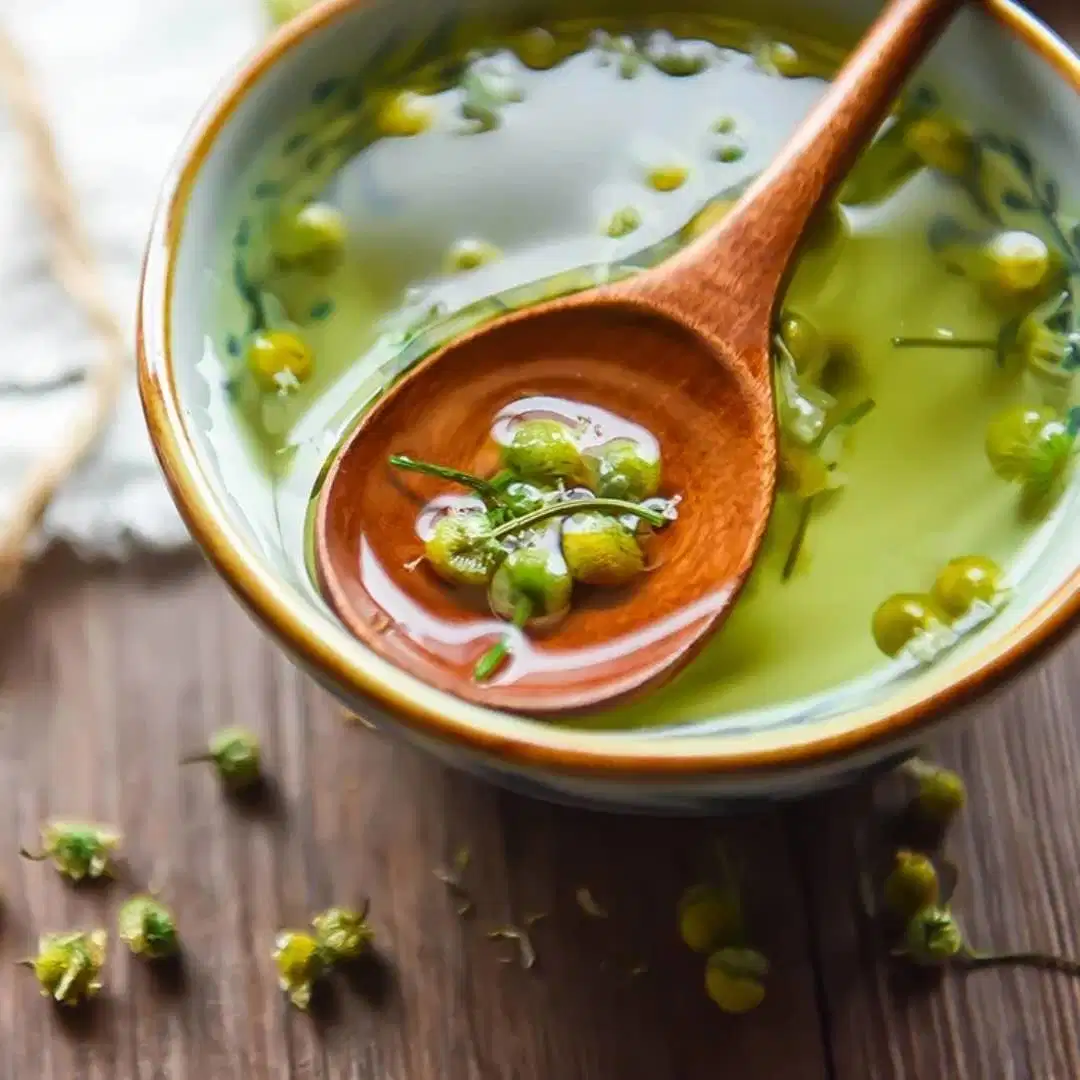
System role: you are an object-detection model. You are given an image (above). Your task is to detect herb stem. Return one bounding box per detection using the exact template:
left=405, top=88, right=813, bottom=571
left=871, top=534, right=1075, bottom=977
left=892, top=337, right=996, bottom=350
left=489, top=497, right=666, bottom=540
left=474, top=596, right=532, bottom=681
left=782, top=496, right=816, bottom=581
left=961, top=949, right=1080, bottom=977
left=389, top=455, right=502, bottom=502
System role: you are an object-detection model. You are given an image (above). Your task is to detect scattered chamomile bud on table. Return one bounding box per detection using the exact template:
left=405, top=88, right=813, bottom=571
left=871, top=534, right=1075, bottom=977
left=118, top=895, right=180, bottom=960
left=274, top=931, right=329, bottom=1010
left=678, top=883, right=744, bottom=954
left=312, top=905, right=375, bottom=963
left=896, top=905, right=965, bottom=967
left=19, top=930, right=108, bottom=1006
left=604, top=206, right=642, bottom=239
left=182, top=727, right=262, bottom=791
left=900, top=758, right=966, bottom=829
left=705, top=947, right=768, bottom=1014
left=20, top=821, right=121, bottom=882
left=646, top=164, right=689, bottom=192
left=883, top=850, right=940, bottom=921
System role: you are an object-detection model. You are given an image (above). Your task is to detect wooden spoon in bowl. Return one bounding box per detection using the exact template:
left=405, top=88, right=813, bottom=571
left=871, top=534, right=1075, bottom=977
left=315, top=0, right=965, bottom=714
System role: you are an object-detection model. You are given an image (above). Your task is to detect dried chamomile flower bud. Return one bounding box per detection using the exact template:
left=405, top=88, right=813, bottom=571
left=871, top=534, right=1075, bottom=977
left=899, top=905, right=964, bottom=966
left=21, top=821, right=121, bottom=882
left=907, top=761, right=966, bottom=828
left=274, top=931, right=328, bottom=1010
left=677, top=883, right=743, bottom=954
left=183, top=727, right=262, bottom=790
left=705, top=947, right=768, bottom=1014
left=312, top=906, right=374, bottom=963
left=19, top=930, right=107, bottom=1006
left=118, top=895, right=179, bottom=960
left=883, top=850, right=939, bottom=921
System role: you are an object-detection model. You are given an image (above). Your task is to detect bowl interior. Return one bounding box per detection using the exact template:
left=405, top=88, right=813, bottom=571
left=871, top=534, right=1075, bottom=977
left=148, top=0, right=1080, bottom=771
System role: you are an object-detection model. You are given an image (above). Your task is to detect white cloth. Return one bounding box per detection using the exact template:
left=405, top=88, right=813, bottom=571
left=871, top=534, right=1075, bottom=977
left=0, top=0, right=267, bottom=557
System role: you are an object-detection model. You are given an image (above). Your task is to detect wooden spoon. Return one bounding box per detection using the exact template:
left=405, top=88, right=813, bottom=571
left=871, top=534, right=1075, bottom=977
left=315, top=0, right=964, bottom=715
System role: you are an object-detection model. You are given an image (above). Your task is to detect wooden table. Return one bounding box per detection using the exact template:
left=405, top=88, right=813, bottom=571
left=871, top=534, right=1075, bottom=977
left=3, top=6, right=1080, bottom=1076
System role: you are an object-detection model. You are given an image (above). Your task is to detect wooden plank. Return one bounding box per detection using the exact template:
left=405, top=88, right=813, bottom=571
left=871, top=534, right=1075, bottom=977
left=799, top=645, right=1080, bottom=1080
left=0, top=553, right=830, bottom=1080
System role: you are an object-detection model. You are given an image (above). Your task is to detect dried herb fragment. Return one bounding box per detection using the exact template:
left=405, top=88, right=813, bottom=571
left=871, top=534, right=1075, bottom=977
left=182, top=727, right=262, bottom=790
left=274, top=930, right=328, bottom=1010
left=19, top=930, right=107, bottom=1006
left=312, top=905, right=374, bottom=962
left=575, top=887, right=608, bottom=919
left=20, top=821, right=120, bottom=881
left=118, top=896, right=179, bottom=960
left=487, top=926, right=537, bottom=970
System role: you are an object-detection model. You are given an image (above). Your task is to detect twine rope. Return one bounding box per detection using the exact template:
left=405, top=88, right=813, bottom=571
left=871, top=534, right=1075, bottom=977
left=0, top=25, right=129, bottom=593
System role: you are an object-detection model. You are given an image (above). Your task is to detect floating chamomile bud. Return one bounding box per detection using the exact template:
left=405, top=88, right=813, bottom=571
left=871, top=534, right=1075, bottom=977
left=779, top=444, right=831, bottom=499
left=981, top=231, right=1056, bottom=297
left=274, top=930, right=328, bottom=1010
left=19, top=930, right=108, bottom=1006
left=512, top=27, right=559, bottom=70
left=647, top=37, right=708, bottom=77
left=21, top=821, right=121, bottom=882
left=646, top=165, right=689, bottom=192
left=883, top=851, right=940, bottom=921
left=501, top=418, right=586, bottom=484
left=902, top=115, right=973, bottom=178
left=779, top=312, right=829, bottom=380
left=684, top=198, right=734, bottom=242
left=712, top=116, right=738, bottom=135
left=246, top=330, right=314, bottom=391
left=118, top=896, right=180, bottom=960
left=715, top=143, right=746, bottom=164
left=985, top=404, right=1067, bottom=483
left=182, top=726, right=262, bottom=790
left=705, top=947, right=768, bottom=1014
left=604, top=206, right=642, bottom=239
left=871, top=593, right=949, bottom=658
left=900, top=905, right=964, bottom=966
left=312, top=905, right=374, bottom=962
left=425, top=512, right=503, bottom=587
left=561, top=513, right=645, bottom=586
left=270, top=202, right=347, bottom=275
left=756, top=41, right=803, bottom=77
left=678, top=884, right=743, bottom=954
left=586, top=438, right=661, bottom=501
left=375, top=90, right=433, bottom=137
left=488, top=546, right=572, bottom=626
left=444, top=238, right=502, bottom=274
left=931, top=555, right=1002, bottom=618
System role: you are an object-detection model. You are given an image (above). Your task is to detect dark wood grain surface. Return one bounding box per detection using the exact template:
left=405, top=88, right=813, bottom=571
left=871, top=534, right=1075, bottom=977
left=2, top=4, right=1080, bottom=1077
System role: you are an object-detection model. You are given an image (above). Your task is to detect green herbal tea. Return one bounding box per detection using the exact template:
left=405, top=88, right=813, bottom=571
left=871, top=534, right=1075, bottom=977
left=216, top=15, right=1079, bottom=728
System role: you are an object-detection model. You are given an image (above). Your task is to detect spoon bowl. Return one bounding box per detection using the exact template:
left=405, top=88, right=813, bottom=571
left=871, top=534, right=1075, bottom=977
left=315, top=0, right=965, bottom=713
left=316, top=298, right=772, bottom=713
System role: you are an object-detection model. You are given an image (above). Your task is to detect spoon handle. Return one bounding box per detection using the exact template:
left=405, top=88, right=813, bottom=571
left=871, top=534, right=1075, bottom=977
left=625, top=0, right=965, bottom=346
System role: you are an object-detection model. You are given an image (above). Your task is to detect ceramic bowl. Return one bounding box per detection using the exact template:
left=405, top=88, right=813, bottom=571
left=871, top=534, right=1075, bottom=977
left=139, top=0, right=1080, bottom=812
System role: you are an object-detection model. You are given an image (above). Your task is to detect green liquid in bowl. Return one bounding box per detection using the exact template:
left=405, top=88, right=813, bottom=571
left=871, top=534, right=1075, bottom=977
left=213, top=15, right=1079, bottom=728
